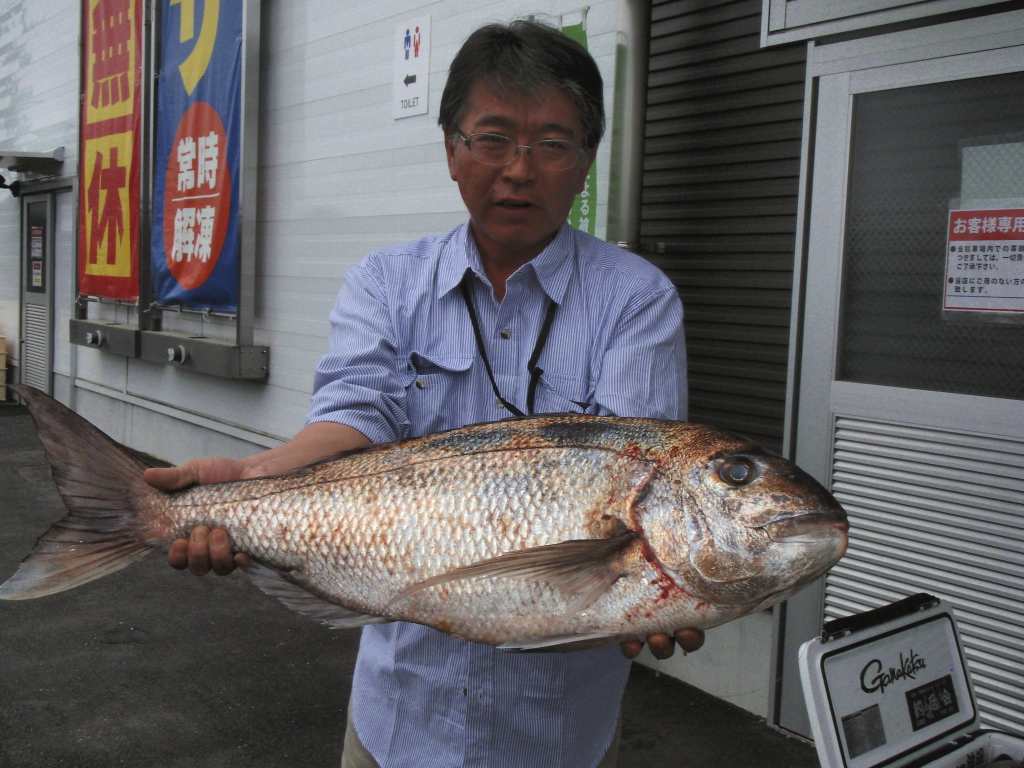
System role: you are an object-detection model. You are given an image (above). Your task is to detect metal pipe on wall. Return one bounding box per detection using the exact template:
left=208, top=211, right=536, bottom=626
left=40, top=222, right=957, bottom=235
left=605, top=0, right=651, bottom=249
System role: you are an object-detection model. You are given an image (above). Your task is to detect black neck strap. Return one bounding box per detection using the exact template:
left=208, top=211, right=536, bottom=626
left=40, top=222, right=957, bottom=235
left=459, top=274, right=557, bottom=417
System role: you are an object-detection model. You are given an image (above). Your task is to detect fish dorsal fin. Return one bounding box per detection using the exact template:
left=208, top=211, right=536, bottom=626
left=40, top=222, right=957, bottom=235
left=244, top=562, right=389, bottom=630
left=390, top=531, right=638, bottom=613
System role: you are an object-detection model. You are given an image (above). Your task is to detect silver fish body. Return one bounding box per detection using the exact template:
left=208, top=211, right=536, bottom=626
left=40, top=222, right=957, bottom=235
left=2, top=388, right=848, bottom=649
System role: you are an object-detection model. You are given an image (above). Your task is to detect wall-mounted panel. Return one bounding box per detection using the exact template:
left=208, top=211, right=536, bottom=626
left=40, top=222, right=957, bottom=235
left=762, top=0, right=1013, bottom=46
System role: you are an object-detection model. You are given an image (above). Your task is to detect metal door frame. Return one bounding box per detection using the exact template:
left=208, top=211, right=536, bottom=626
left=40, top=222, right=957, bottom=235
left=19, top=192, right=56, bottom=395
left=772, top=9, right=1024, bottom=737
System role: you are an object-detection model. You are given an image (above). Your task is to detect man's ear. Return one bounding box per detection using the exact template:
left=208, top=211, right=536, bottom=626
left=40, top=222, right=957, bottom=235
left=444, top=132, right=458, bottom=181
left=574, top=148, right=596, bottom=194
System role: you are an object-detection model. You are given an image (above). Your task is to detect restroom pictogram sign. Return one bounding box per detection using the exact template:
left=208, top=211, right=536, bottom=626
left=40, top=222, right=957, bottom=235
left=393, top=16, right=430, bottom=120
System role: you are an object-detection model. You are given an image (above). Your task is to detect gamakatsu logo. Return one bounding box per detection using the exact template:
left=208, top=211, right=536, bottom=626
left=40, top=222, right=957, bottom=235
left=860, top=650, right=927, bottom=694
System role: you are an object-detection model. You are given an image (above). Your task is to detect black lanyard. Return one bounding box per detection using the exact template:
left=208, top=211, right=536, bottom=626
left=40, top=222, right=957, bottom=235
left=460, top=274, right=557, bottom=417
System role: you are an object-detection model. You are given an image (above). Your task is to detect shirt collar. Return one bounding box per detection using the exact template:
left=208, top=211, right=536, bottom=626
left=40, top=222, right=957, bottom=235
left=437, top=223, right=575, bottom=304
left=437, top=224, right=474, bottom=297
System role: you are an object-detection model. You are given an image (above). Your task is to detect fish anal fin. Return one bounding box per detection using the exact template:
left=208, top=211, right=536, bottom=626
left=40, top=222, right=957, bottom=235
left=390, top=531, right=637, bottom=612
left=498, top=632, right=620, bottom=652
left=243, top=562, right=389, bottom=630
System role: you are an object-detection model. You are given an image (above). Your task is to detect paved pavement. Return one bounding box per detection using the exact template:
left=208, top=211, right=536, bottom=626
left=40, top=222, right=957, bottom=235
left=0, top=400, right=820, bottom=767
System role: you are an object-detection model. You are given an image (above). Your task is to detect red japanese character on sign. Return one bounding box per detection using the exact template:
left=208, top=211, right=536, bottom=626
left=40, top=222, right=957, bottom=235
left=91, top=0, right=132, bottom=108
left=87, top=147, right=126, bottom=264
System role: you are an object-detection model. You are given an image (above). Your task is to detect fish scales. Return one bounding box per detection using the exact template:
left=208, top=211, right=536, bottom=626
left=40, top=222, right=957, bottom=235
left=2, top=388, right=849, bottom=651
left=158, top=420, right=686, bottom=644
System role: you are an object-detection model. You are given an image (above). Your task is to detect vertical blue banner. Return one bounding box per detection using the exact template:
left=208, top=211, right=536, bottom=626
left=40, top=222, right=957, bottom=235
left=152, top=0, right=241, bottom=311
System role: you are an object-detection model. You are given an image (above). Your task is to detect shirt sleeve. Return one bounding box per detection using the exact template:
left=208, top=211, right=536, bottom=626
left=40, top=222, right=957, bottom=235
left=593, top=286, right=688, bottom=420
left=307, top=254, right=410, bottom=443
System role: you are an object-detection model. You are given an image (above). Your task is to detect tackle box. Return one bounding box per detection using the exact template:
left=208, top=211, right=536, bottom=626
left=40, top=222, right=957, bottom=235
left=799, top=593, right=1024, bottom=768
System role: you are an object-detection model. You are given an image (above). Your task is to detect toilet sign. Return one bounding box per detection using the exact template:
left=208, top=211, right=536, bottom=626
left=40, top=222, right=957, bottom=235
left=393, top=16, right=430, bottom=120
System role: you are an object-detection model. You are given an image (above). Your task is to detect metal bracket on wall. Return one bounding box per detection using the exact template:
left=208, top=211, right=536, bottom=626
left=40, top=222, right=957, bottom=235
left=70, top=319, right=140, bottom=358
left=138, top=330, right=269, bottom=381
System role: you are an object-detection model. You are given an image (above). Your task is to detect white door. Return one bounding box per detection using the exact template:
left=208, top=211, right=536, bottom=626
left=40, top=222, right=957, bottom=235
left=776, top=20, right=1024, bottom=738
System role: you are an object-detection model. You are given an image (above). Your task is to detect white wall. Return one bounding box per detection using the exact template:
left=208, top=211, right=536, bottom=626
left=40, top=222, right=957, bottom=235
left=0, top=1, right=79, bottom=377
left=638, top=611, right=775, bottom=718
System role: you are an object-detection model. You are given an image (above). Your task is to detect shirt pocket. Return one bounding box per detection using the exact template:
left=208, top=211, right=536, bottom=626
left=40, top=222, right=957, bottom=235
left=403, top=350, right=474, bottom=435
left=500, top=650, right=568, bottom=701
left=532, top=372, right=594, bottom=415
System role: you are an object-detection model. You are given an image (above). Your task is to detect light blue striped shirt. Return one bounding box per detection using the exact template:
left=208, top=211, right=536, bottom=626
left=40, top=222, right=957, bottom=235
left=309, top=222, right=686, bottom=768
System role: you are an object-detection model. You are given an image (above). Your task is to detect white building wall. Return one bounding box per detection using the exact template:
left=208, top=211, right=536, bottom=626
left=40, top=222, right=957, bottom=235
left=0, top=0, right=773, bottom=718
left=0, top=1, right=79, bottom=382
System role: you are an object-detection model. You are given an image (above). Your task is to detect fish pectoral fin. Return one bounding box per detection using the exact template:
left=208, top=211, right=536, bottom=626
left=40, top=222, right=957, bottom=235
left=389, top=531, right=638, bottom=612
left=243, top=562, right=389, bottom=630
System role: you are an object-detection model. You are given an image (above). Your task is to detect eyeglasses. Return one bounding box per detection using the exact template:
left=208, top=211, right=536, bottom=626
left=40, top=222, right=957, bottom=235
left=452, top=130, right=585, bottom=172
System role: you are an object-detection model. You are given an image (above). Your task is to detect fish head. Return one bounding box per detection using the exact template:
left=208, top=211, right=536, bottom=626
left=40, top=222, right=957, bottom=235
left=642, top=431, right=848, bottom=610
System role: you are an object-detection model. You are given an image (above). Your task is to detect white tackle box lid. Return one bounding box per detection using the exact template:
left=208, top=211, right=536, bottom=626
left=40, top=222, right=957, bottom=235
left=799, top=593, right=979, bottom=768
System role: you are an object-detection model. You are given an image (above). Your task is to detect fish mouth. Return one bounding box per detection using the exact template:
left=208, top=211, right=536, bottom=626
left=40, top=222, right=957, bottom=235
left=756, top=508, right=849, bottom=544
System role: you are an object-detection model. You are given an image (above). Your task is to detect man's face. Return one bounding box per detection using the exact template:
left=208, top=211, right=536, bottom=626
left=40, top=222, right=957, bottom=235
left=445, top=81, right=594, bottom=266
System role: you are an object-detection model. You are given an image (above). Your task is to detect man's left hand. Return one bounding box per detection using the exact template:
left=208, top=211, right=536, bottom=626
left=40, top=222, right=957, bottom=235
left=620, top=628, right=705, bottom=660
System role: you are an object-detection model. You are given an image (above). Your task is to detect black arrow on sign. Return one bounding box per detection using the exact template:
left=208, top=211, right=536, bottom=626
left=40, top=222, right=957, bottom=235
left=404, top=74, right=417, bottom=86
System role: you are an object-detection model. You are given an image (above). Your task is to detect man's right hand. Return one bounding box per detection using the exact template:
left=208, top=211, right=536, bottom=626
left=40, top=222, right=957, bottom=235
left=144, top=458, right=253, bottom=576
left=143, top=420, right=373, bottom=579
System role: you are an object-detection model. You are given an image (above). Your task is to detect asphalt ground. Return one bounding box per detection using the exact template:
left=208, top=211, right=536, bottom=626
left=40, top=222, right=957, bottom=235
left=0, top=401, right=820, bottom=768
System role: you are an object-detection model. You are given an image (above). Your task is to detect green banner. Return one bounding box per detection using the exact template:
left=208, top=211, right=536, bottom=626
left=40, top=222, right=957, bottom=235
left=561, top=21, right=597, bottom=235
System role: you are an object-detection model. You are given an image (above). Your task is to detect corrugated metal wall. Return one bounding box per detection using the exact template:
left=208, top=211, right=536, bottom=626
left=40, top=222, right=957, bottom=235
left=826, top=416, right=1024, bottom=736
left=641, top=0, right=806, bottom=451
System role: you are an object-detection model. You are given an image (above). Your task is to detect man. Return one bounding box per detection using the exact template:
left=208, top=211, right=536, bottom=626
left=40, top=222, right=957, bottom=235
left=147, top=21, right=703, bottom=767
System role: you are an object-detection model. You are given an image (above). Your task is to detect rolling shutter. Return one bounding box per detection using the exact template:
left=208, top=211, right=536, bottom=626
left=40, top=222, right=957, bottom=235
left=641, top=0, right=806, bottom=451
left=826, top=416, right=1024, bottom=736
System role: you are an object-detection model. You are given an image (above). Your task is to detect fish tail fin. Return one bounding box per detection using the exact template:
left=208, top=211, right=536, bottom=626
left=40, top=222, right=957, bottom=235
left=0, top=385, right=167, bottom=601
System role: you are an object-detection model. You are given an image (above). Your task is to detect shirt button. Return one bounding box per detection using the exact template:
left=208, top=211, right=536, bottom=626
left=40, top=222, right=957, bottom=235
left=415, top=378, right=426, bottom=389
left=499, top=329, right=511, bottom=340
left=495, top=397, right=504, bottom=408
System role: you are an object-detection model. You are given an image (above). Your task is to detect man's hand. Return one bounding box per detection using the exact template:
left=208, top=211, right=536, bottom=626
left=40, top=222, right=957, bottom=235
left=144, top=458, right=253, bottom=576
left=621, top=628, right=705, bottom=660
left=144, top=421, right=372, bottom=578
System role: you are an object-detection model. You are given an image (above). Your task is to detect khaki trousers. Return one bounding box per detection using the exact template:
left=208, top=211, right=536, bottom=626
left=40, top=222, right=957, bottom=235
left=340, top=706, right=622, bottom=768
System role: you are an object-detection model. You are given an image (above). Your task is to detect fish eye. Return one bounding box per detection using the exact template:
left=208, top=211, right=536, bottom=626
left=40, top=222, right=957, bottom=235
left=719, top=458, right=756, bottom=487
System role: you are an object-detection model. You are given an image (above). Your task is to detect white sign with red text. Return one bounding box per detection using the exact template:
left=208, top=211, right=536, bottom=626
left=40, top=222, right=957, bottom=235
left=393, top=17, right=430, bottom=120
left=943, top=207, right=1024, bottom=313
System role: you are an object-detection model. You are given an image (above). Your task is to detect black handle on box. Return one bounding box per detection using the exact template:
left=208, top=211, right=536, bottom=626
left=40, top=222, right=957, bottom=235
left=821, top=593, right=939, bottom=643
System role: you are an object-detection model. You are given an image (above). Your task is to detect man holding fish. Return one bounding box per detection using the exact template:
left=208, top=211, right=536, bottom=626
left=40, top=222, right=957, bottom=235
left=148, top=21, right=704, bottom=768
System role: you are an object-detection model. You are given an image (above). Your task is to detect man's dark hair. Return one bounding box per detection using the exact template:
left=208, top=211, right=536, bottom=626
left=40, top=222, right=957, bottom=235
left=438, top=20, right=605, bottom=149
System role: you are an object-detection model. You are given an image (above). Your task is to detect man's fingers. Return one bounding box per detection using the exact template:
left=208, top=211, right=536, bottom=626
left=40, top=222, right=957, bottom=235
left=188, top=526, right=212, bottom=576
left=674, top=628, right=705, bottom=654
left=647, top=633, right=675, bottom=659
left=168, top=538, right=189, bottom=570
left=209, top=528, right=236, bottom=575
left=171, top=527, right=247, bottom=575
left=620, top=628, right=706, bottom=661
left=620, top=639, right=644, bottom=659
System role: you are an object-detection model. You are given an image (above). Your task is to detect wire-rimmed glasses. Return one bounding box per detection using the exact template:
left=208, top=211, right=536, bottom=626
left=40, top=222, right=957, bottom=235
left=451, top=130, right=585, bottom=172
